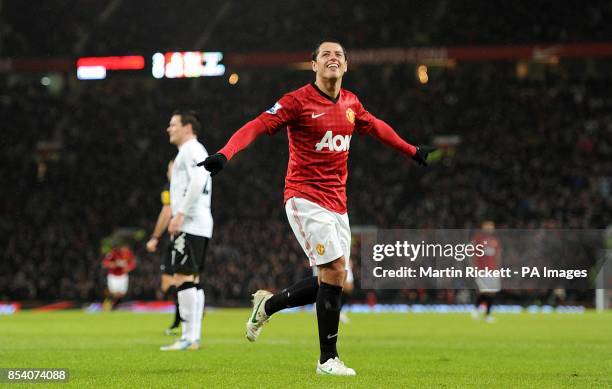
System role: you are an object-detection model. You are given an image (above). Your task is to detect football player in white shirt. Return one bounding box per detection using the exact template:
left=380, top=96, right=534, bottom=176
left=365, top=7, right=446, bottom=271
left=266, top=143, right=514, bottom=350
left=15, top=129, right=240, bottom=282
left=160, top=110, right=213, bottom=351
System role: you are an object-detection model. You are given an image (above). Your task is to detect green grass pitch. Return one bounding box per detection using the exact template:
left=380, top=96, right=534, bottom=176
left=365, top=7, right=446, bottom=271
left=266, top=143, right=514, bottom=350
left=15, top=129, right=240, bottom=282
left=1, top=309, right=611, bottom=388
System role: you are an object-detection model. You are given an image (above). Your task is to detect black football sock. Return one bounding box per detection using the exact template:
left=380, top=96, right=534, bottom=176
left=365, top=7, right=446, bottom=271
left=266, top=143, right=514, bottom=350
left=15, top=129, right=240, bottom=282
left=195, top=283, right=205, bottom=317
left=164, top=284, right=176, bottom=301
left=169, top=286, right=181, bottom=328
left=171, top=301, right=181, bottom=328
left=264, top=276, right=319, bottom=316
left=340, top=291, right=350, bottom=310
left=475, top=294, right=484, bottom=308
left=485, top=295, right=493, bottom=316
left=317, top=282, right=343, bottom=364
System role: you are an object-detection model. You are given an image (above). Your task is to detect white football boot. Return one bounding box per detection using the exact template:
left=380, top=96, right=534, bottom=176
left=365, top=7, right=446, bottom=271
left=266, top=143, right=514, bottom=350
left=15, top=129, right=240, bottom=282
left=339, top=311, right=351, bottom=324
left=316, top=357, right=356, bottom=376
left=245, top=290, right=273, bottom=342
left=471, top=309, right=481, bottom=320
left=159, top=339, right=196, bottom=351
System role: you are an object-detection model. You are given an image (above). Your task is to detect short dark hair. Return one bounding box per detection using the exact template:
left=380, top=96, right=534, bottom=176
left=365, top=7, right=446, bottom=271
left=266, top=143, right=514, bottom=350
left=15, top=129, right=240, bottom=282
left=172, top=109, right=201, bottom=135
left=311, top=39, right=347, bottom=61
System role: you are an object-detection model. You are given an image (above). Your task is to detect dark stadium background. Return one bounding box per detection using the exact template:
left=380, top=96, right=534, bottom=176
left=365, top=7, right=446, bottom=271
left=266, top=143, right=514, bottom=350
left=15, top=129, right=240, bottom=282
left=1, top=1, right=610, bottom=307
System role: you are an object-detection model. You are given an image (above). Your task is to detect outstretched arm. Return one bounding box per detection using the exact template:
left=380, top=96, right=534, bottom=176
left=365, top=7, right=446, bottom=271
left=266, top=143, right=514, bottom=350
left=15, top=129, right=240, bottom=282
left=199, top=94, right=299, bottom=175
left=370, top=118, right=417, bottom=157
left=198, top=118, right=268, bottom=176
left=369, top=119, right=435, bottom=166
left=218, top=118, right=268, bottom=160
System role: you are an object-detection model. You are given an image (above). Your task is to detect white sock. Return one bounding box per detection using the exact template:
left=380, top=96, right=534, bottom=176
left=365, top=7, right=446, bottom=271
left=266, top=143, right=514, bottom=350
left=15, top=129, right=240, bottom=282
left=193, top=288, right=205, bottom=342
left=177, top=285, right=197, bottom=343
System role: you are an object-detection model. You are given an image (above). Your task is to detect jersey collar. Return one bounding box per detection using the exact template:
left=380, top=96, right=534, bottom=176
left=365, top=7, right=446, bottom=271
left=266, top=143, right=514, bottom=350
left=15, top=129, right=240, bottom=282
left=310, top=82, right=340, bottom=104
left=178, top=136, right=196, bottom=149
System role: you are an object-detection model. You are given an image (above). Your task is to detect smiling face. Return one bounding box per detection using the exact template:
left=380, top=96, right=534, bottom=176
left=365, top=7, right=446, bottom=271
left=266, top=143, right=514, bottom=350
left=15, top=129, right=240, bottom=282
left=312, top=41, right=348, bottom=81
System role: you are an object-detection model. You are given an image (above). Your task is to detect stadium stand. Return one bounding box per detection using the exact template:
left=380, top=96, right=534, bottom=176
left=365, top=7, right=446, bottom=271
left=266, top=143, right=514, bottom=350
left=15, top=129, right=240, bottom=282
left=1, top=2, right=610, bottom=305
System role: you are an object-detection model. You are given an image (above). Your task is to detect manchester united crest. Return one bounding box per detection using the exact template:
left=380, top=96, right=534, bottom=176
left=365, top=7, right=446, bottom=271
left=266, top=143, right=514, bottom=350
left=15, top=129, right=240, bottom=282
left=316, top=244, right=326, bottom=256
left=346, top=108, right=355, bottom=124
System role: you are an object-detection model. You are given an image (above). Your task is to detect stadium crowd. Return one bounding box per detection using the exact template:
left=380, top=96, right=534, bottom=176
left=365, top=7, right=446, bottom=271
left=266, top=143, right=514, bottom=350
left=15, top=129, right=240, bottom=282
left=1, top=57, right=610, bottom=305
left=2, top=1, right=612, bottom=57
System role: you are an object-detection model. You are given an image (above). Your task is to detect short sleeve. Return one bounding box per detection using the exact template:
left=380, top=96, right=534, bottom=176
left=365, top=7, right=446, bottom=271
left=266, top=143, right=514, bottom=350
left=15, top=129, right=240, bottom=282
left=256, top=94, right=301, bottom=135
left=354, top=98, right=377, bottom=135
left=161, top=189, right=170, bottom=206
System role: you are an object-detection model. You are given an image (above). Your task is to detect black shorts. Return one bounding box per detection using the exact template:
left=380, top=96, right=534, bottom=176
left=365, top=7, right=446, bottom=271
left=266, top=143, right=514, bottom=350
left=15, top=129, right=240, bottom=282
left=170, top=232, right=209, bottom=276
left=159, top=237, right=174, bottom=275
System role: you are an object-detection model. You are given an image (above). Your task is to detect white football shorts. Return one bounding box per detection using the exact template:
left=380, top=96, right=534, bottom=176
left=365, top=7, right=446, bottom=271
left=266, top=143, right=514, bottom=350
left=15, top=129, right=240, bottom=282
left=107, top=274, right=129, bottom=294
left=285, top=197, right=350, bottom=269
left=475, top=276, right=501, bottom=293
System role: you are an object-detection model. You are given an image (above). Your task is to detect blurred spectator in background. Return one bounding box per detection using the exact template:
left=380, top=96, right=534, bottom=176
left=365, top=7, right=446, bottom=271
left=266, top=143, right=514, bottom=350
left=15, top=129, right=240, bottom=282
left=102, top=244, right=137, bottom=310
left=470, top=221, right=502, bottom=323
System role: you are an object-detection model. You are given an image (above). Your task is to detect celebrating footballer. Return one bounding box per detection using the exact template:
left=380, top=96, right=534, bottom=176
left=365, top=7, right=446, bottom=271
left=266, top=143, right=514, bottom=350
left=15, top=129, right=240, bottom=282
left=199, top=40, right=435, bottom=375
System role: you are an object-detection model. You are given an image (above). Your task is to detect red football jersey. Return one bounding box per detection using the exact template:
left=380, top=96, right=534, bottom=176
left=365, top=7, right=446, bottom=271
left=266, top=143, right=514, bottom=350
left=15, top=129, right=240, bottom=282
left=102, top=247, right=137, bottom=276
left=470, top=233, right=502, bottom=270
left=257, top=83, right=377, bottom=213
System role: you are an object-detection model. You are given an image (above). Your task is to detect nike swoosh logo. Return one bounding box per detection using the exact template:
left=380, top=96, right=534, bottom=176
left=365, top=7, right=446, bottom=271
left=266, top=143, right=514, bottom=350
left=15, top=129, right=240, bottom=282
left=327, top=333, right=338, bottom=339
left=251, top=299, right=265, bottom=323
left=311, top=113, right=326, bottom=118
